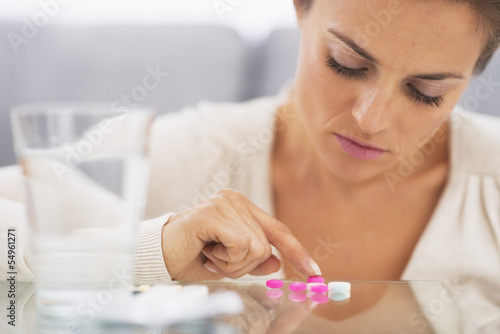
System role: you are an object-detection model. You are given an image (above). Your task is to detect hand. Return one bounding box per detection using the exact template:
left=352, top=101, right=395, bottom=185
left=161, top=189, right=321, bottom=281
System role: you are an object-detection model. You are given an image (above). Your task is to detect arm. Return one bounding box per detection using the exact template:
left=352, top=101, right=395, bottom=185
left=133, top=213, right=174, bottom=284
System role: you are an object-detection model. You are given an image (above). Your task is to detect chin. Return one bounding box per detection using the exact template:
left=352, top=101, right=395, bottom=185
left=331, top=165, right=382, bottom=183
left=321, top=149, right=390, bottom=184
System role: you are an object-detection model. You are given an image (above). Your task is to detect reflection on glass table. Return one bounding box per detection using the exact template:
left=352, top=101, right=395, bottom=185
left=0, top=280, right=469, bottom=334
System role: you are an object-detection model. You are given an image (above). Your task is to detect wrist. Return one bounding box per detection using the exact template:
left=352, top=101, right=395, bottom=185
left=133, top=213, right=174, bottom=284
left=160, top=214, right=190, bottom=280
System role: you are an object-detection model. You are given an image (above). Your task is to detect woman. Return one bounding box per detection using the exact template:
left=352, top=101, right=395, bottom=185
left=0, top=0, right=499, bottom=331
left=141, top=0, right=500, bottom=329
left=144, top=0, right=500, bottom=283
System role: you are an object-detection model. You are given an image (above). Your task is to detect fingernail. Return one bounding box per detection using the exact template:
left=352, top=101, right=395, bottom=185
left=204, top=262, right=218, bottom=274
left=310, top=260, right=322, bottom=276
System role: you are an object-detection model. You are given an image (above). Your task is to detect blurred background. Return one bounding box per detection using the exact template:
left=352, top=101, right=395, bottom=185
left=1, top=0, right=500, bottom=166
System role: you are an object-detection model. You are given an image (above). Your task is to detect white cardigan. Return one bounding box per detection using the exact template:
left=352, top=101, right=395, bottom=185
left=1, top=93, right=499, bottom=332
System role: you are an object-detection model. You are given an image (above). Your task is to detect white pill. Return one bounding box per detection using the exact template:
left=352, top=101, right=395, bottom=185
left=329, top=290, right=351, bottom=301
left=328, top=282, right=351, bottom=292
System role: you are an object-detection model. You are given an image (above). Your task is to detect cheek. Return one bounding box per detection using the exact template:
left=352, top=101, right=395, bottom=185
left=400, top=82, right=466, bottom=149
left=294, top=34, right=357, bottom=132
left=395, top=80, right=469, bottom=154
left=396, top=112, right=451, bottom=158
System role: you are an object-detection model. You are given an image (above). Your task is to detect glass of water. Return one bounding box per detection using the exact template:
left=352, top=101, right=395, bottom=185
left=10, top=104, right=155, bottom=320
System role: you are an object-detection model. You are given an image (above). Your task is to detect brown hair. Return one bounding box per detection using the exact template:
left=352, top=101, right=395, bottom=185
left=296, top=0, right=500, bottom=74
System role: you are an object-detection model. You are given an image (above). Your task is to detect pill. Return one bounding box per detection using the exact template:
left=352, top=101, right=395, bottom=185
left=266, top=279, right=284, bottom=289
left=310, top=284, right=328, bottom=294
left=310, top=294, right=329, bottom=304
left=128, top=284, right=152, bottom=293
left=328, top=282, right=351, bottom=292
left=138, top=284, right=151, bottom=292
left=307, top=283, right=323, bottom=291
left=288, top=292, right=308, bottom=303
left=330, top=290, right=351, bottom=301
left=307, top=276, right=324, bottom=284
left=289, top=282, right=307, bottom=292
left=266, top=289, right=284, bottom=299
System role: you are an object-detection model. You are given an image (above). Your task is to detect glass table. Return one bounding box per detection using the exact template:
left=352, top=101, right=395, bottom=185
left=0, top=280, right=467, bottom=333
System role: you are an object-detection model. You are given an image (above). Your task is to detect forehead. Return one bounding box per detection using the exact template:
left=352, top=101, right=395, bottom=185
left=313, top=0, right=485, bottom=75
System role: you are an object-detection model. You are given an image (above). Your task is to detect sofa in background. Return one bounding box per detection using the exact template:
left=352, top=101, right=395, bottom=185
left=1, top=23, right=499, bottom=166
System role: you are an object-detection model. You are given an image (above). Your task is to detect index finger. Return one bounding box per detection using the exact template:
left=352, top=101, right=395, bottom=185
left=243, top=198, right=322, bottom=278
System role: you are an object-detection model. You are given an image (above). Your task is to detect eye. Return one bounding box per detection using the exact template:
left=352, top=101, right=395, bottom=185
left=406, top=83, right=443, bottom=108
left=326, top=56, right=367, bottom=79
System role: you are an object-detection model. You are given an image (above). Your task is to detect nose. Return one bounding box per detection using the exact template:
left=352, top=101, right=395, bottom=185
left=351, top=84, right=395, bottom=134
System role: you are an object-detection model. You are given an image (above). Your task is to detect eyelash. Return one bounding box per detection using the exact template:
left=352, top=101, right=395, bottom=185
left=326, top=56, right=367, bottom=79
left=326, top=56, right=444, bottom=108
left=406, top=84, right=443, bottom=108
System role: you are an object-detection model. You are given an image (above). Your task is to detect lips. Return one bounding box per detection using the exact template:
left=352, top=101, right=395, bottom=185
left=334, top=134, right=387, bottom=160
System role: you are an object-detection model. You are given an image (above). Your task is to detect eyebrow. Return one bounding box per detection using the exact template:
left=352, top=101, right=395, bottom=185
left=328, top=28, right=378, bottom=64
left=328, top=28, right=466, bottom=81
left=411, top=73, right=465, bottom=81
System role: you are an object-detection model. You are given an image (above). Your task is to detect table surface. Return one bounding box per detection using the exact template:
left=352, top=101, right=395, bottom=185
left=1, top=280, right=464, bottom=334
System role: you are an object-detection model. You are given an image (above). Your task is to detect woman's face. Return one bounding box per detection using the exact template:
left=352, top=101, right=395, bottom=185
left=293, top=0, right=485, bottom=182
